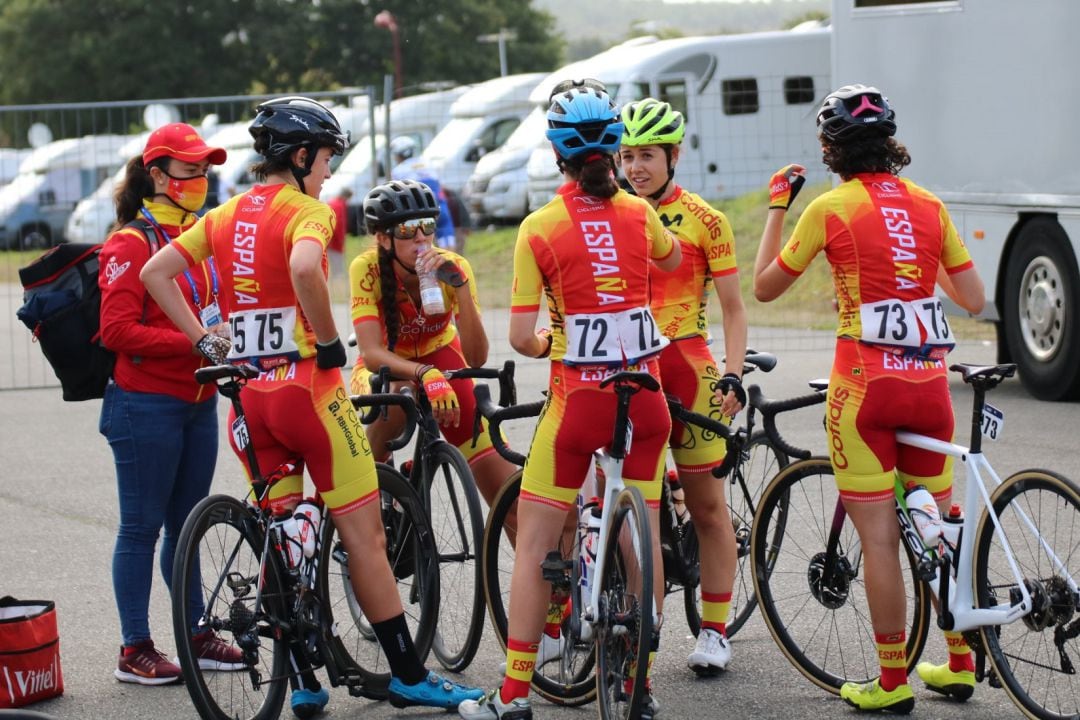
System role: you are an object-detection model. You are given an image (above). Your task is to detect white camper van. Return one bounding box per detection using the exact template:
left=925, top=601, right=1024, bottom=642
left=320, top=87, right=468, bottom=207
left=465, top=106, right=547, bottom=223
left=524, top=29, right=831, bottom=210
left=396, top=72, right=545, bottom=197
left=830, top=0, right=1080, bottom=400
left=0, top=134, right=129, bottom=250
left=65, top=132, right=150, bottom=245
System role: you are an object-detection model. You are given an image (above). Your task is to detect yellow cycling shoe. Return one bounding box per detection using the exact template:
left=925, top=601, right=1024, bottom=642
left=840, top=678, right=915, bottom=714
left=915, top=661, right=975, bottom=701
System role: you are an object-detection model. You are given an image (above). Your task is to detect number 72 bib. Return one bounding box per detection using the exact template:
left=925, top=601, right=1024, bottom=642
left=562, top=306, right=669, bottom=367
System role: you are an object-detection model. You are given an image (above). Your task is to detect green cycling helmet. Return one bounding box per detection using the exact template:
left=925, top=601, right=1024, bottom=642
left=620, top=98, right=685, bottom=147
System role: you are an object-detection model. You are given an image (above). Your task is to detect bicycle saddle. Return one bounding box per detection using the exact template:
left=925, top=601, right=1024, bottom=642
left=599, top=371, right=660, bottom=393
left=949, top=363, right=1017, bottom=385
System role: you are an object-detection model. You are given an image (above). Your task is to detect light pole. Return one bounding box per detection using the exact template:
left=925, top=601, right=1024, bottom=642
left=477, top=28, right=518, bottom=77
left=374, top=10, right=402, bottom=98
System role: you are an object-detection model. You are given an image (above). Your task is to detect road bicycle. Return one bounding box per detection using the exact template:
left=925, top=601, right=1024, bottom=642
left=365, top=362, right=515, bottom=673
left=478, top=353, right=827, bottom=707
left=170, top=363, right=438, bottom=720
left=750, top=362, right=1080, bottom=720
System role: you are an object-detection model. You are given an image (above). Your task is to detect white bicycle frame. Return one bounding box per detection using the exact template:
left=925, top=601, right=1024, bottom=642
left=894, top=430, right=1079, bottom=632
left=578, top=448, right=657, bottom=635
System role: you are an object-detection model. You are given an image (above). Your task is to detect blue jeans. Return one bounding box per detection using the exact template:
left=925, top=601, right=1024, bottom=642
left=100, top=383, right=218, bottom=646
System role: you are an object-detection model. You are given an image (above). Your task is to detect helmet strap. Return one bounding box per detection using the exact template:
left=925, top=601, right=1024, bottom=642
left=646, top=148, right=677, bottom=202
left=290, top=143, right=317, bottom=195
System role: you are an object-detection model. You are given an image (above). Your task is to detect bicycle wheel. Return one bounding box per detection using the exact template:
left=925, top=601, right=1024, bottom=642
left=424, top=441, right=485, bottom=672
left=596, top=486, right=654, bottom=720
left=751, top=458, right=931, bottom=693
left=482, top=473, right=596, bottom=706
left=319, top=464, right=439, bottom=679
left=172, top=494, right=288, bottom=720
left=684, top=431, right=789, bottom=638
left=974, top=469, right=1080, bottom=720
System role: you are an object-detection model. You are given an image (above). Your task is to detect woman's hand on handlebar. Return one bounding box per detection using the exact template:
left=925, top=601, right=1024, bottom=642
left=419, top=366, right=461, bottom=427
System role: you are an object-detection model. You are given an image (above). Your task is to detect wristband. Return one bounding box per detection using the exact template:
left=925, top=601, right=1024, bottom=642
left=415, top=364, right=435, bottom=383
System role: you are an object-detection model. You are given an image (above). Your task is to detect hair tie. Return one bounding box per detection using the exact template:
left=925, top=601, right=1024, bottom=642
left=585, top=153, right=604, bottom=163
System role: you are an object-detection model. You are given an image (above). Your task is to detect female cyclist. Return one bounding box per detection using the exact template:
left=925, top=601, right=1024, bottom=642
left=348, top=178, right=517, bottom=507
left=752, top=84, right=985, bottom=713
left=141, top=96, right=482, bottom=719
left=619, top=98, right=748, bottom=675
left=458, top=83, right=681, bottom=720
left=99, top=123, right=237, bottom=685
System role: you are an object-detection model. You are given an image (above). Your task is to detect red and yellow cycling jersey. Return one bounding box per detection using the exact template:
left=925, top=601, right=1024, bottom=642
left=511, top=182, right=675, bottom=366
left=780, top=173, right=973, bottom=354
left=650, top=186, right=737, bottom=340
left=173, top=183, right=335, bottom=370
left=348, top=246, right=479, bottom=361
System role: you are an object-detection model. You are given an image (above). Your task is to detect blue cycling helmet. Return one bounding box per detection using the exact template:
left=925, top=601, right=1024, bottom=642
left=545, top=86, right=623, bottom=161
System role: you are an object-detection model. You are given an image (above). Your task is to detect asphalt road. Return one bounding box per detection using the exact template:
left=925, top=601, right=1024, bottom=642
left=3, top=310, right=1078, bottom=720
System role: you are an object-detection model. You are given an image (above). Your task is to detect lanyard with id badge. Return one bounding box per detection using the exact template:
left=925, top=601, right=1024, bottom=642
left=140, top=208, right=222, bottom=330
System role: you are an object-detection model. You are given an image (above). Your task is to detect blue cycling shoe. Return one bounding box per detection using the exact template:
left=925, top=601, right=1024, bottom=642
left=388, top=671, right=484, bottom=709
left=291, top=687, right=329, bottom=719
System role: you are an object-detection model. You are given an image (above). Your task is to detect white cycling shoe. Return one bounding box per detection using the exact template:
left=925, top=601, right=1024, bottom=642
left=687, top=628, right=731, bottom=674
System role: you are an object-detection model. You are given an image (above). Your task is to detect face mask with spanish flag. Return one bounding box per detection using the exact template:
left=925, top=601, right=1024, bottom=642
left=162, top=171, right=208, bottom=212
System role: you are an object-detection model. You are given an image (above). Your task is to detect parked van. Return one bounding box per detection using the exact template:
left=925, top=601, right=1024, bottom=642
left=0, top=134, right=129, bottom=250
left=395, top=72, right=545, bottom=198
left=464, top=106, right=547, bottom=223
left=524, top=29, right=831, bottom=209
left=320, top=87, right=468, bottom=209
left=0, top=148, right=32, bottom=186
left=64, top=132, right=152, bottom=245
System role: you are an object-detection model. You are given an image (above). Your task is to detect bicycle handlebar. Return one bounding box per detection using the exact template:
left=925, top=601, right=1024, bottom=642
left=350, top=391, right=418, bottom=452
left=749, top=385, right=827, bottom=460
left=472, top=383, right=543, bottom=467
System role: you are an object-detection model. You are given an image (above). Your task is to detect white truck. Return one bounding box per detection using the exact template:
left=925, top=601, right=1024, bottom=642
left=831, top=0, right=1080, bottom=400
left=525, top=28, right=832, bottom=210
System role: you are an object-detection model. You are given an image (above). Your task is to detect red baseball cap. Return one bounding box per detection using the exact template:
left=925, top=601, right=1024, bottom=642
left=142, top=123, right=227, bottom=165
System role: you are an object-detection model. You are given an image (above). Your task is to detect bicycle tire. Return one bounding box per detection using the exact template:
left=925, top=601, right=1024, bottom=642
left=750, top=458, right=931, bottom=693
left=684, top=431, right=790, bottom=638
left=172, top=494, right=288, bottom=720
left=319, top=464, right=439, bottom=680
left=424, top=441, right=485, bottom=672
left=595, top=485, right=654, bottom=720
left=481, top=473, right=597, bottom=706
left=974, top=468, right=1080, bottom=720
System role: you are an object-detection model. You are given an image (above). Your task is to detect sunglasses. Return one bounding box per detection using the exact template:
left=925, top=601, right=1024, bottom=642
left=389, top=218, right=437, bottom=240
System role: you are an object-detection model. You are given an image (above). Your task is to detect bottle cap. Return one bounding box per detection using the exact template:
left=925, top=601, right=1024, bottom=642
left=947, top=503, right=962, bottom=518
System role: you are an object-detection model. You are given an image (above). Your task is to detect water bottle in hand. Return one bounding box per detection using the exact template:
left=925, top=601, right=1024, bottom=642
left=417, top=244, right=446, bottom=315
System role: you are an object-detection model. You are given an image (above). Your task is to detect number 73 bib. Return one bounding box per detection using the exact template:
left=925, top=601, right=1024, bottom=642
left=563, top=306, right=669, bottom=367
left=859, top=295, right=954, bottom=360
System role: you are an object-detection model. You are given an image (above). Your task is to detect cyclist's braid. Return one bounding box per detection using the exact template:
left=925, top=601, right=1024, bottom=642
left=377, top=244, right=401, bottom=352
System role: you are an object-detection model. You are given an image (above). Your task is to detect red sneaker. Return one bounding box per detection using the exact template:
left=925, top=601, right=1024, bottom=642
left=191, top=630, right=246, bottom=671
left=115, top=639, right=181, bottom=685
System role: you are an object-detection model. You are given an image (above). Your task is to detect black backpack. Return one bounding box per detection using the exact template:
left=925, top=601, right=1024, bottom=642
left=16, top=220, right=159, bottom=401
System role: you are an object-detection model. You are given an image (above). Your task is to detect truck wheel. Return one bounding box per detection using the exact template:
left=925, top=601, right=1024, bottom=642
left=1002, top=218, right=1080, bottom=400
left=19, top=224, right=51, bottom=250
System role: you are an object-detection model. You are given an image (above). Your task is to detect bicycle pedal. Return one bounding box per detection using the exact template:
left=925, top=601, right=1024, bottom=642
left=541, top=550, right=571, bottom=584
left=345, top=671, right=390, bottom=701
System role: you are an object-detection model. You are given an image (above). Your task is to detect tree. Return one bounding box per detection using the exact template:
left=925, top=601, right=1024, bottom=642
left=0, top=0, right=563, bottom=105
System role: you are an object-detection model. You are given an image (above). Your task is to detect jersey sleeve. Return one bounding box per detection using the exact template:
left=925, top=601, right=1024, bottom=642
left=172, top=214, right=212, bottom=267
left=778, top=195, right=827, bottom=276
left=99, top=227, right=191, bottom=356
left=289, top=202, right=335, bottom=250
left=939, top=204, right=974, bottom=273
left=349, top=251, right=383, bottom=325
left=703, top=205, right=737, bottom=277
left=645, top=204, right=676, bottom=262
left=510, top=220, right=544, bottom=312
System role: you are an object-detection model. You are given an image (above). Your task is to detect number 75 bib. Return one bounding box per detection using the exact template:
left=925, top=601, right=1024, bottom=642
left=563, top=306, right=669, bottom=367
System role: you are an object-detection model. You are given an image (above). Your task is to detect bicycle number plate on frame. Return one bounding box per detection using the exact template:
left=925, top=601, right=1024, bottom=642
left=231, top=414, right=251, bottom=452
left=981, top=403, right=1004, bottom=441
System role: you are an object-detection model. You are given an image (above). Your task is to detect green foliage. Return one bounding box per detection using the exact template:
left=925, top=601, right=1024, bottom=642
left=0, top=0, right=563, bottom=104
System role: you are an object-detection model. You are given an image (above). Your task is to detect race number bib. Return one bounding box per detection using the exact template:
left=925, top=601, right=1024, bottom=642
left=859, top=296, right=954, bottom=359
left=227, top=306, right=299, bottom=361
left=563, top=306, right=669, bottom=367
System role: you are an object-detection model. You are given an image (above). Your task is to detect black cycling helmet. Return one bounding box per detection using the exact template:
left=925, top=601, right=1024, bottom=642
left=363, top=179, right=440, bottom=235
left=816, top=84, right=896, bottom=142
left=249, top=96, right=349, bottom=190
